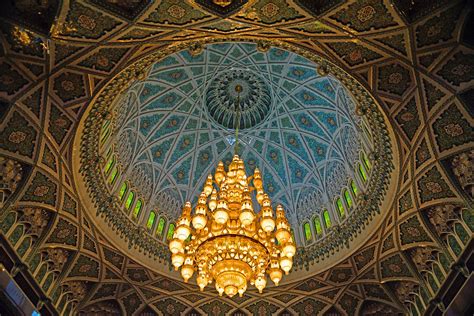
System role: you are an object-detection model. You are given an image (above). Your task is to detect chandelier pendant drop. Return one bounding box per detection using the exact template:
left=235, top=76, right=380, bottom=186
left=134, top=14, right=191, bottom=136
left=169, top=155, right=295, bottom=297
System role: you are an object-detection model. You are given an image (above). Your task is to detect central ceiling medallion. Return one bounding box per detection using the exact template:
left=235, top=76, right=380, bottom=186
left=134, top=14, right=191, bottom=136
left=169, top=154, right=295, bottom=297
left=206, top=69, right=272, bottom=129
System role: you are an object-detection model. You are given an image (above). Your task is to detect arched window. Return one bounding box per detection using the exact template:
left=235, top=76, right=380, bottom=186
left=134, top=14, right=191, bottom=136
left=132, top=199, right=143, bottom=219
left=105, top=147, right=113, bottom=160
left=125, top=191, right=135, bottom=210
left=303, top=222, right=312, bottom=242
left=362, top=152, right=371, bottom=171
left=166, top=223, right=175, bottom=240
left=344, top=190, right=353, bottom=208
left=118, top=182, right=128, bottom=201
left=156, top=217, right=166, bottom=238
left=358, top=164, right=367, bottom=182
left=147, top=211, right=156, bottom=230
left=108, top=166, right=119, bottom=184
left=105, top=156, right=115, bottom=174
left=323, top=210, right=331, bottom=228
left=101, top=120, right=111, bottom=144
left=314, top=217, right=322, bottom=236
left=350, top=180, right=358, bottom=196
left=336, top=198, right=345, bottom=218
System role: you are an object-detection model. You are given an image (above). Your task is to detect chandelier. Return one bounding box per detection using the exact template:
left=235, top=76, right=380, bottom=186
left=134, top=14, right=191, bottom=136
left=169, top=155, right=295, bottom=297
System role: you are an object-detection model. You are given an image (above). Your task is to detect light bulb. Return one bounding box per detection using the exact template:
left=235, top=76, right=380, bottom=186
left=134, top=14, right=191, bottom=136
left=181, top=264, right=194, bottom=282
left=209, top=189, right=218, bottom=210
left=171, top=252, right=185, bottom=270
left=260, top=217, right=275, bottom=232
left=269, top=268, right=283, bottom=285
left=214, top=203, right=229, bottom=224
left=280, top=256, right=293, bottom=274
left=255, top=276, right=266, bottom=293
left=169, top=238, right=184, bottom=254
left=224, top=285, right=238, bottom=297
left=175, top=224, right=190, bottom=241
left=192, top=214, right=207, bottom=230
left=275, top=228, right=291, bottom=244
left=197, top=274, right=208, bottom=291
left=282, top=242, right=296, bottom=258
left=239, top=209, right=254, bottom=226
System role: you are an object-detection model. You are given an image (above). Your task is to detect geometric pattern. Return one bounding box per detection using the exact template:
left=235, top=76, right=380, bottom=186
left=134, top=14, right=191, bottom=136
left=108, top=42, right=364, bottom=225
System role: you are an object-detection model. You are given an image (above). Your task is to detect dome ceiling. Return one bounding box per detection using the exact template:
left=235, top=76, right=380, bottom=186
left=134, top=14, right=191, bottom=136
left=110, top=42, right=364, bottom=224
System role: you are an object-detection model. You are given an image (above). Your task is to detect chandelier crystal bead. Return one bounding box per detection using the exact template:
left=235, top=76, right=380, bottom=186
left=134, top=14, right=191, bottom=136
left=169, top=155, right=295, bottom=297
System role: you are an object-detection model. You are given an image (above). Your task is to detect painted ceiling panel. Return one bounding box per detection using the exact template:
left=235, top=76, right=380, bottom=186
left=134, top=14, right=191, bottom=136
left=110, top=42, right=363, bottom=223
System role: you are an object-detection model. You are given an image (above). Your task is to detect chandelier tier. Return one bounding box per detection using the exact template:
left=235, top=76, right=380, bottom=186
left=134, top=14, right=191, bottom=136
left=169, top=155, right=295, bottom=297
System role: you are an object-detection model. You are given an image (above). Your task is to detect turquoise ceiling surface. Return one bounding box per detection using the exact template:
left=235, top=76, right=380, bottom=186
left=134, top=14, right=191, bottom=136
left=112, top=42, right=363, bottom=223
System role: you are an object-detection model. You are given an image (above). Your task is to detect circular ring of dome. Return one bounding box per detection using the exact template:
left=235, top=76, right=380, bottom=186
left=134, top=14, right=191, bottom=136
left=74, top=39, right=398, bottom=280
left=205, top=68, right=272, bottom=129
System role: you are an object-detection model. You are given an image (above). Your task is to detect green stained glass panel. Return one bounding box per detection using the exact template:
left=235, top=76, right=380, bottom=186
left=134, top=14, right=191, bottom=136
left=363, top=153, right=371, bottom=170
left=304, top=223, right=312, bottom=241
left=108, top=166, right=118, bottom=184
left=125, top=191, right=135, bottom=210
left=147, top=212, right=156, bottom=230
left=350, top=180, right=358, bottom=196
left=336, top=198, right=345, bottom=218
left=323, top=210, right=331, bottom=228
left=314, top=217, right=322, bottom=235
left=344, top=190, right=353, bottom=208
left=101, top=127, right=111, bottom=143
left=102, top=119, right=111, bottom=132
left=118, top=182, right=127, bottom=200
left=358, top=164, right=367, bottom=182
left=166, top=223, right=175, bottom=240
left=133, top=199, right=142, bottom=218
left=105, top=156, right=115, bottom=174
left=156, top=217, right=166, bottom=237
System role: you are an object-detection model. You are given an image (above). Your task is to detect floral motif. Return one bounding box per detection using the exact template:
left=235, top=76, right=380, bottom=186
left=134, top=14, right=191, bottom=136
left=77, top=15, right=96, bottom=30
left=61, top=80, right=75, bottom=92
left=8, top=131, right=26, bottom=144
left=388, top=72, right=402, bottom=84
left=388, top=263, right=401, bottom=273
left=33, top=185, right=49, bottom=197
left=167, top=5, right=186, bottom=19
left=424, top=181, right=443, bottom=195
left=261, top=3, right=279, bottom=18
left=357, top=5, right=376, bottom=22
left=444, top=123, right=464, bottom=137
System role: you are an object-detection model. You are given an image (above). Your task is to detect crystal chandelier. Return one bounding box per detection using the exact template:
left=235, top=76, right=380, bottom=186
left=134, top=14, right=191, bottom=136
left=169, top=155, right=295, bottom=297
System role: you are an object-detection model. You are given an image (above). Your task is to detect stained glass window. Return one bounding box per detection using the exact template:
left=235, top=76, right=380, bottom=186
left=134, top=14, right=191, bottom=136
left=101, top=126, right=111, bottom=143
left=108, top=166, right=118, bottom=184
left=358, top=164, right=367, bottom=182
left=336, top=198, right=345, bottom=218
left=363, top=153, right=371, bottom=170
left=166, top=223, right=175, bottom=240
left=105, top=156, right=115, bottom=174
left=147, top=211, right=156, bottom=230
left=314, top=217, right=322, bottom=236
left=118, top=182, right=127, bottom=200
left=125, top=191, right=134, bottom=210
left=133, top=199, right=142, bottom=219
left=106, top=147, right=113, bottom=159
left=156, top=217, right=166, bottom=237
left=344, top=190, right=353, bottom=208
left=304, top=222, right=312, bottom=241
left=323, top=210, right=331, bottom=228
left=102, top=120, right=111, bottom=132
left=350, top=180, right=358, bottom=196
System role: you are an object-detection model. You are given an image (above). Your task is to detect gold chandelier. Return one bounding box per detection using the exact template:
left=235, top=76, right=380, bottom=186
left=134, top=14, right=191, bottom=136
left=168, top=155, right=295, bottom=297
